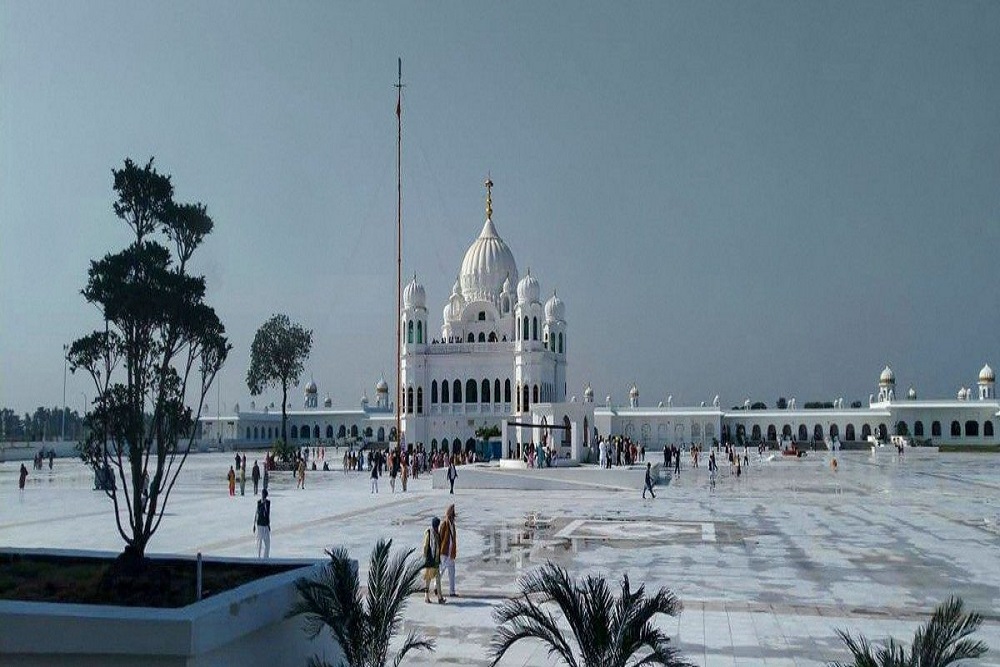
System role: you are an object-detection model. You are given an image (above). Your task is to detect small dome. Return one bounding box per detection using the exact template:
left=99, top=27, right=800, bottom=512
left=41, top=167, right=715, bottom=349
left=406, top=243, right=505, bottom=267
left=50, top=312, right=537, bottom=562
left=879, top=365, right=895, bottom=385
left=958, top=387, right=968, bottom=400
left=629, top=384, right=639, bottom=398
left=375, top=375, right=389, bottom=393
left=305, top=379, right=318, bottom=394
left=583, top=383, right=594, bottom=398
left=502, top=274, right=514, bottom=294
left=402, top=275, right=426, bottom=309
left=517, top=269, right=540, bottom=304
left=544, top=291, right=565, bottom=322
left=361, top=393, right=369, bottom=405
left=979, top=364, right=995, bottom=383
left=323, top=394, right=332, bottom=408
left=907, top=387, right=917, bottom=400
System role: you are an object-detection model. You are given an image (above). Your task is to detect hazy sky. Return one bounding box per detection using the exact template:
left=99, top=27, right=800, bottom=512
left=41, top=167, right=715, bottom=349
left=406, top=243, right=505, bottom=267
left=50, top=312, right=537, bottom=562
left=2, top=1, right=999, bottom=416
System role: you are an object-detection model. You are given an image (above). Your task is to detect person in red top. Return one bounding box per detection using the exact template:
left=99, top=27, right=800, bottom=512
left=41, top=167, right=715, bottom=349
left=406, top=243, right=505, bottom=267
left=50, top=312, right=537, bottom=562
left=438, top=504, right=458, bottom=597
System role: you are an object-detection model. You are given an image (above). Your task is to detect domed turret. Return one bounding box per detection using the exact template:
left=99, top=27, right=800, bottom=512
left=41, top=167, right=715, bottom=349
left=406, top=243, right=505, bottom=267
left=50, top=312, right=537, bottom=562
left=517, top=269, right=540, bottom=304
left=502, top=274, right=513, bottom=295
left=305, top=379, right=317, bottom=394
left=402, top=274, right=426, bottom=309
left=879, top=365, right=895, bottom=385
left=907, top=387, right=917, bottom=400
left=458, top=180, right=518, bottom=303
left=304, top=378, right=318, bottom=408
left=979, top=364, right=995, bottom=383
left=323, top=394, right=333, bottom=408
left=544, top=291, right=565, bottom=322
left=583, top=383, right=594, bottom=402
left=375, top=375, right=388, bottom=393
left=628, top=383, right=639, bottom=408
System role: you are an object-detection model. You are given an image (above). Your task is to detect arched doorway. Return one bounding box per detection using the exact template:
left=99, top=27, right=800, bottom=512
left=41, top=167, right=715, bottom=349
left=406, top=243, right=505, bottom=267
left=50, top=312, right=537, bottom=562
left=965, top=420, right=979, bottom=437
left=861, top=424, right=871, bottom=440
left=913, top=421, right=924, bottom=437
left=563, top=416, right=572, bottom=448
left=829, top=424, right=839, bottom=439
left=797, top=424, right=808, bottom=441
left=767, top=424, right=777, bottom=441
left=751, top=424, right=762, bottom=441
left=895, top=421, right=908, bottom=436
left=813, top=424, right=823, bottom=441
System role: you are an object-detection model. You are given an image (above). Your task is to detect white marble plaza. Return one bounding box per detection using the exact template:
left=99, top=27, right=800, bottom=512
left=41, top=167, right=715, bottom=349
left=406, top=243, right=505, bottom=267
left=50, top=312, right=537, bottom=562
left=1, top=450, right=998, bottom=666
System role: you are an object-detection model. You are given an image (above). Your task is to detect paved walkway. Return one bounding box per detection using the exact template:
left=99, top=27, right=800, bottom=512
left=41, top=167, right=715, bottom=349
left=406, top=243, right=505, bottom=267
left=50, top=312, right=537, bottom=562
left=1, top=450, right=997, bottom=665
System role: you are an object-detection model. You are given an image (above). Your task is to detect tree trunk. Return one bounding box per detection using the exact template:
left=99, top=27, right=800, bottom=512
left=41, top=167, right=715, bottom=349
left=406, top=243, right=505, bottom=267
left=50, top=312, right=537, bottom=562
left=281, top=382, right=288, bottom=445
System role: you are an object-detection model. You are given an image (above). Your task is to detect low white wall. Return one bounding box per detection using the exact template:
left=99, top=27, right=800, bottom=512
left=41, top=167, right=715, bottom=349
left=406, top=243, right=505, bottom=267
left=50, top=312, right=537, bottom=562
left=0, top=549, right=343, bottom=667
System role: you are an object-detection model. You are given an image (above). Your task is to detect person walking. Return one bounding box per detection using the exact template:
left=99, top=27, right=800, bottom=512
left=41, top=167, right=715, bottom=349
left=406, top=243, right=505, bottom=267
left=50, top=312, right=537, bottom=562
left=642, top=462, right=656, bottom=499
left=251, top=460, right=260, bottom=495
left=708, top=451, right=718, bottom=482
left=422, top=517, right=446, bottom=604
left=227, top=466, right=236, bottom=497
left=673, top=447, right=680, bottom=474
left=296, top=458, right=306, bottom=490
left=370, top=459, right=379, bottom=494
left=262, top=465, right=269, bottom=494
left=389, top=452, right=398, bottom=492
left=18, top=463, right=28, bottom=495
left=439, top=504, right=458, bottom=598
left=253, top=489, right=271, bottom=558
left=446, top=459, right=457, bottom=494
left=239, top=463, right=247, bottom=496
left=401, top=454, right=409, bottom=492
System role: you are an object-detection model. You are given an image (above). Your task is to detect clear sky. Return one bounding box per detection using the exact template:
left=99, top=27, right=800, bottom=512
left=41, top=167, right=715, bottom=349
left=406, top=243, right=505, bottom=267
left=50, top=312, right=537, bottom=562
left=2, top=1, right=999, bottom=416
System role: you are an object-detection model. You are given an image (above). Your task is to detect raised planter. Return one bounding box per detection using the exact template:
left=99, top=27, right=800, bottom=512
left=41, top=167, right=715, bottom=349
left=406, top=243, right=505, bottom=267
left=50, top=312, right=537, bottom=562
left=0, top=548, right=343, bottom=667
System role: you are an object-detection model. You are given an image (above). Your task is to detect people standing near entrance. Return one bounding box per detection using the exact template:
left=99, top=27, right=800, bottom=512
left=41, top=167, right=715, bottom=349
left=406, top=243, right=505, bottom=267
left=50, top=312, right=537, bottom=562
left=446, top=459, right=457, bottom=494
left=253, top=489, right=271, bottom=558
left=708, top=452, right=718, bottom=482
left=673, top=446, right=681, bottom=474
left=239, top=463, right=247, bottom=496
left=439, top=504, right=458, bottom=598
left=663, top=444, right=669, bottom=468
left=401, top=453, right=409, bottom=492
left=389, top=451, right=399, bottom=492
left=642, top=462, right=656, bottom=499
left=227, top=466, right=236, bottom=496
left=251, top=460, right=260, bottom=495
left=18, top=463, right=28, bottom=495
left=370, top=459, right=379, bottom=494
left=422, top=517, right=446, bottom=604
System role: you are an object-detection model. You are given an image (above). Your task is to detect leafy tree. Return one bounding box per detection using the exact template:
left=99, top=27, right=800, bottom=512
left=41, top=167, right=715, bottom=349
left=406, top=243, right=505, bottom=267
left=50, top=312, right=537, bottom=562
left=288, top=539, right=433, bottom=667
left=851, top=400, right=863, bottom=409
left=475, top=424, right=501, bottom=441
left=776, top=397, right=788, bottom=410
left=750, top=402, right=767, bottom=410
left=489, top=562, right=692, bottom=667
left=830, top=596, right=987, bottom=667
left=68, top=157, right=229, bottom=572
left=246, top=314, right=313, bottom=445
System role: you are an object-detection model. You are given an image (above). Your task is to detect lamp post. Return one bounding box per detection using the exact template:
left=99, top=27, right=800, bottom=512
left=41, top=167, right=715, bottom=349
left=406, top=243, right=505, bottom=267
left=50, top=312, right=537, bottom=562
left=62, top=344, right=68, bottom=441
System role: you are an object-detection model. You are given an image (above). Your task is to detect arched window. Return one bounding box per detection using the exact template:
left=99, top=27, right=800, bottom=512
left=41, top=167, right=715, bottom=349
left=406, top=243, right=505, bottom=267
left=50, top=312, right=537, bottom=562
left=965, top=420, right=979, bottom=437
left=798, top=424, right=808, bottom=441
left=813, top=424, right=823, bottom=441
left=751, top=424, right=762, bottom=440
left=441, top=379, right=449, bottom=404
left=478, top=332, right=485, bottom=342
left=782, top=424, right=792, bottom=438
left=338, top=425, right=346, bottom=438
left=466, top=379, right=477, bottom=403
left=431, top=438, right=438, bottom=451
left=522, top=317, right=529, bottom=341
left=767, top=424, right=777, bottom=441
left=326, top=425, right=333, bottom=438
left=431, top=380, right=438, bottom=404
left=861, top=424, right=871, bottom=440
left=845, top=424, right=855, bottom=440
left=417, top=387, right=423, bottom=414
left=532, top=317, right=538, bottom=341
left=453, top=438, right=462, bottom=455
left=895, top=421, right=908, bottom=436
left=488, top=331, right=497, bottom=342
left=406, top=387, right=413, bottom=414
left=985, top=421, right=994, bottom=438
left=494, top=379, right=501, bottom=403
left=558, top=332, right=564, bottom=354
left=417, top=321, right=423, bottom=344
left=951, top=421, right=961, bottom=437
left=267, top=427, right=272, bottom=439
left=291, top=425, right=299, bottom=439
left=914, top=421, right=924, bottom=437
left=364, top=426, right=373, bottom=438
left=830, top=424, right=839, bottom=439
left=932, top=421, right=941, bottom=437
left=522, top=385, right=530, bottom=412
left=407, top=320, right=413, bottom=344
left=377, top=427, right=385, bottom=441
left=246, top=427, right=251, bottom=440
left=253, top=426, right=259, bottom=440
left=877, top=423, right=887, bottom=439
left=351, top=425, right=358, bottom=438
left=453, top=379, right=462, bottom=404
left=504, top=379, right=511, bottom=403
left=467, top=333, right=474, bottom=343
left=313, top=425, right=320, bottom=438
left=481, top=379, right=490, bottom=403
left=533, top=384, right=540, bottom=403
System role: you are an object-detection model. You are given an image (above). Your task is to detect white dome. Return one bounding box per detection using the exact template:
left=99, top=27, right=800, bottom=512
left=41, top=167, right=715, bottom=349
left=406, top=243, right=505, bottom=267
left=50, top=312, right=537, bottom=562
left=459, top=217, right=518, bottom=303
left=305, top=379, right=317, bottom=394
left=502, top=274, right=514, bottom=294
left=979, top=364, right=995, bottom=383
left=879, top=365, right=895, bottom=385
left=629, top=384, right=639, bottom=398
left=323, top=394, right=332, bottom=408
left=544, top=291, right=565, bottom=321
left=361, top=393, right=369, bottom=405
left=517, top=269, right=540, bottom=304
left=583, top=383, right=594, bottom=398
left=402, top=275, right=425, bottom=309
left=375, top=375, right=388, bottom=393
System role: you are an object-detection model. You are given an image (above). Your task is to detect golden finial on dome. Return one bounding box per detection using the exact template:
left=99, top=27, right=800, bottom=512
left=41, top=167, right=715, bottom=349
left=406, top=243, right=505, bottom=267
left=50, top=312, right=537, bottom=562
left=485, top=175, right=493, bottom=219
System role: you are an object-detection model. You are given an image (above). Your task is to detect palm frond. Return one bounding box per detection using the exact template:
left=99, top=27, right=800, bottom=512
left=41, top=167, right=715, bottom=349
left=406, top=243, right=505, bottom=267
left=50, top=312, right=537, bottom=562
left=490, top=592, right=580, bottom=667
left=391, top=630, right=436, bottom=667
left=910, top=596, right=988, bottom=666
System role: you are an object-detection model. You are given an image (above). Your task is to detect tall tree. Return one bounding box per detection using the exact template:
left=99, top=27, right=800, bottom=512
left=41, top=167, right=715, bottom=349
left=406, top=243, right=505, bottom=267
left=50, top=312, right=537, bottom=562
left=246, top=314, right=313, bottom=445
left=489, top=562, right=692, bottom=667
left=69, top=157, right=229, bottom=572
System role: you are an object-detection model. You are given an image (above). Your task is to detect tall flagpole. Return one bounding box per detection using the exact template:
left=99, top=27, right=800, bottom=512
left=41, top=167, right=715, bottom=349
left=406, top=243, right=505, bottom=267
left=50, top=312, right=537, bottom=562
left=394, top=58, right=403, bottom=449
